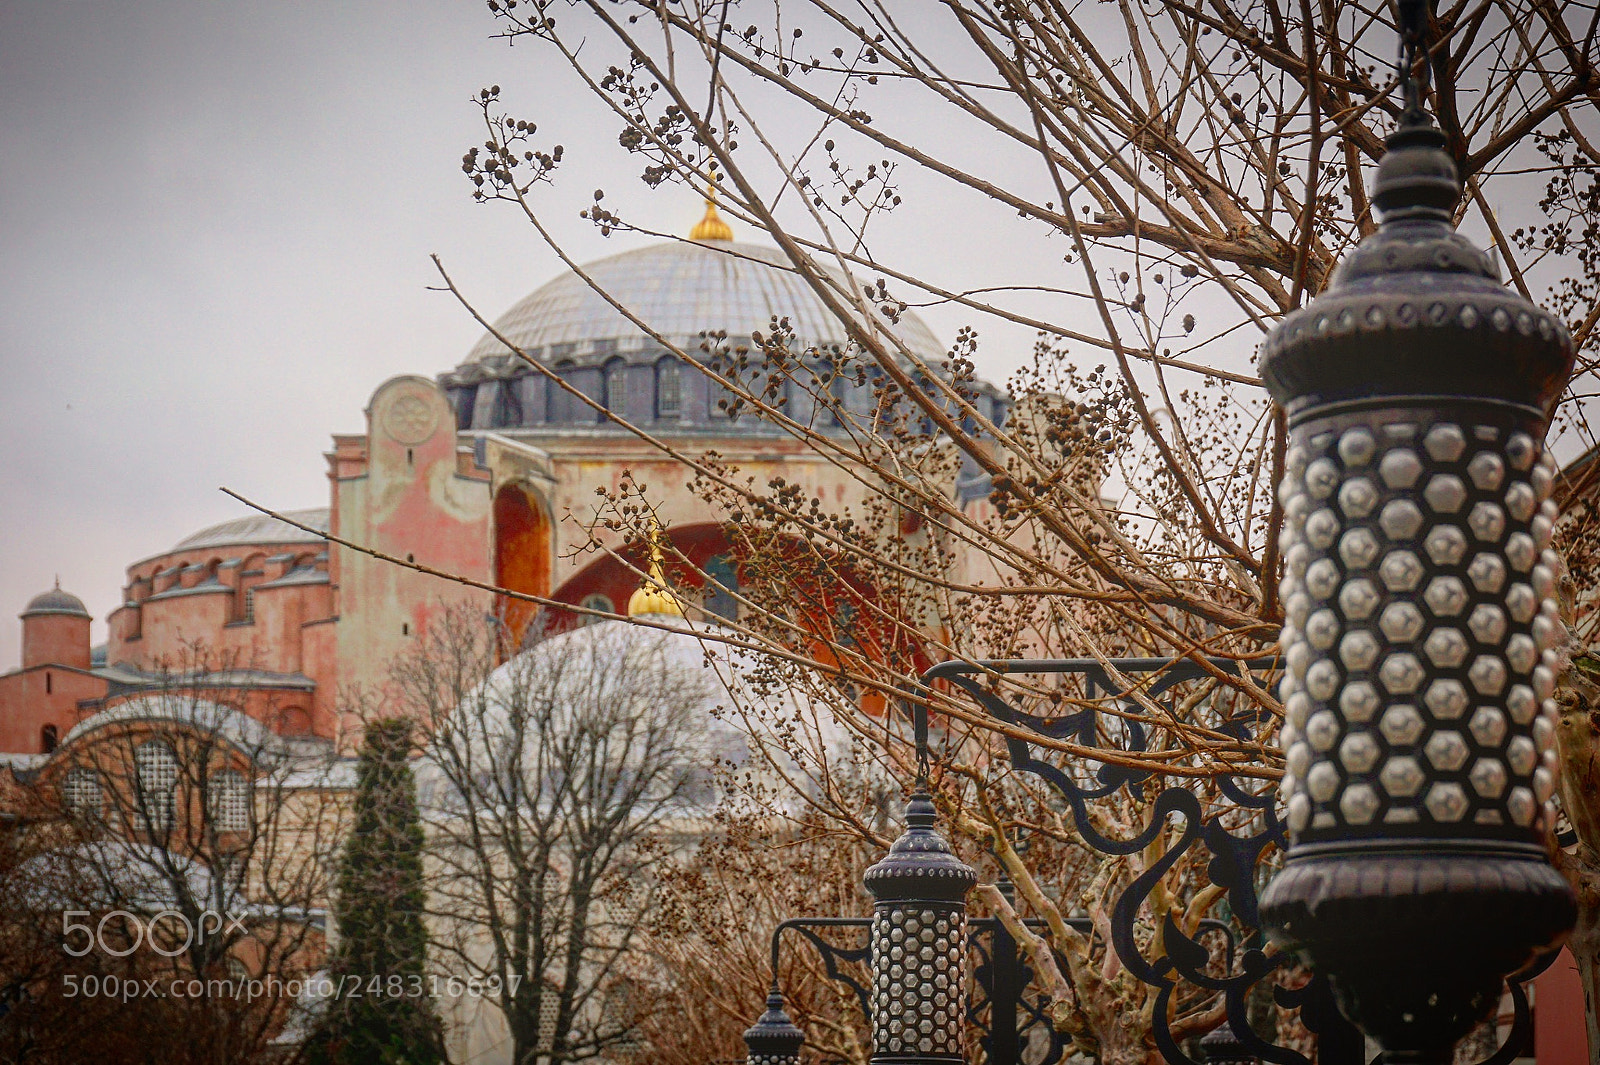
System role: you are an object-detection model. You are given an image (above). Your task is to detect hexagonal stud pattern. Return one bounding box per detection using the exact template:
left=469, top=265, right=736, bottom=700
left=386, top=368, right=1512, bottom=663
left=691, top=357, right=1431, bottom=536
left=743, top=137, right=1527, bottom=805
left=1379, top=653, right=1424, bottom=695
left=1505, top=482, right=1536, bottom=523
left=1306, top=762, right=1340, bottom=802
left=1275, top=415, right=1562, bottom=839
left=1423, top=576, right=1468, bottom=616
left=1306, top=508, right=1341, bottom=549
left=1340, top=784, right=1380, bottom=825
left=1424, top=474, right=1468, bottom=514
left=1379, top=756, right=1425, bottom=798
left=1424, top=679, right=1469, bottom=720
left=1338, top=732, right=1381, bottom=774
left=1305, top=609, right=1341, bottom=651
left=1468, top=603, right=1508, bottom=645
left=1340, top=527, right=1381, bottom=570
left=1507, top=737, right=1537, bottom=777
left=1422, top=627, right=1469, bottom=668
left=1505, top=532, right=1537, bottom=572
left=1379, top=704, right=1425, bottom=746
left=1467, top=452, right=1505, bottom=491
left=1338, top=428, right=1376, bottom=466
left=1468, top=501, right=1507, bottom=543
left=1469, top=758, right=1509, bottom=799
left=1380, top=499, right=1425, bottom=540
left=1507, top=685, right=1538, bottom=726
left=1305, top=457, right=1339, bottom=498
left=1338, top=478, right=1379, bottom=519
left=872, top=906, right=966, bottom=1056
left=1379, top=602, right=1425, bottom=642
left=1506, top=583, right=1537, bottom=624
left=1424, top=730, right=1470, bottom=772
left=1469, top=655, right=1509, bottom=696
left=1469, top=707, right=1508, bottom=748
left=1506, top=634, right=1538, bottom=675
left=1340, top=682, right=1380, bottom=722
left=1424, top=782, right=1469, bottom=823
left=1339, top=579, right=1381, bottom=621
left=1339, top=629, right=1380, bottom=672
left=1305, top=660, right=1340, bottom=701
left=1424, top=525, right=1468, bottom=566
left=1468, top=554, right=1507, bottom=595
left=1379, top=550, right=1425, bottom=592
left=1380, top=449, right=1423, bottom=489
left=1424, top=423, right=1467, bottom=463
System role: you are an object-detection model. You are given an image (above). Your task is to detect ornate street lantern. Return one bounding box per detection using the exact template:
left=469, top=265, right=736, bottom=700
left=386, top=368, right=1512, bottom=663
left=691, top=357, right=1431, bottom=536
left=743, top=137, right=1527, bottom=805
left=863, top=787, right=977, bottom=1065
left=1199, top=1023, right=1258, bottom=1065
left=1258, top=6, right=1578, bottom=1062
left=743, top=988, right=805, bottom=1065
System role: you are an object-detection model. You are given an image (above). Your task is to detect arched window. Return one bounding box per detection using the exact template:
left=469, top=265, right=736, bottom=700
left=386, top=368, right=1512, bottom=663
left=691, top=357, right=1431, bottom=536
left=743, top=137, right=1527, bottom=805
left=40, top=724, right=57, bottom=753
left=655, top=358, right=682, bottom=418
left=62, top=767, right=101, bottom=819
left=277, top=706, right=313, bottom=736
left=548, top=360, right=577, bottom=423
left=135, top=741, right=177, bottom=832
left=578, top=594, right=615, bottom=626
left=209, top=770, right=249, bottom=832
left=603, top=358, right=628, bottom=417
left=703, top=554, right=739, bottom=621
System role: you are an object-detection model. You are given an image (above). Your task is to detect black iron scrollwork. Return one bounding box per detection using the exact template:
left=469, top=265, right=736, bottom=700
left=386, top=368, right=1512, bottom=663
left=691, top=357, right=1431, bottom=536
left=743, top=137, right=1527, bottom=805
left=915, top=658, right=1545, bottom=1065
left=765, top=657, right=1552, bottom=1065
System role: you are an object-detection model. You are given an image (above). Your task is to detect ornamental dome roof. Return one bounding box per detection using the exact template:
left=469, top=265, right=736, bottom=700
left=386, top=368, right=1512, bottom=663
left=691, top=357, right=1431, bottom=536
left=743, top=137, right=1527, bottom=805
left=456, top=240, right=945, bottom=368
left=171, top=508, right=329, bottom=553
left=22, top=585, right=90, bottom=619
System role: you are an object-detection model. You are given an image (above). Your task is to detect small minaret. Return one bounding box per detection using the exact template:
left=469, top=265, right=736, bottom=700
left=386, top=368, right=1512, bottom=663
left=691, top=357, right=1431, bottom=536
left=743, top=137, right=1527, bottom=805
left=21, top=580, right=92, bottom=671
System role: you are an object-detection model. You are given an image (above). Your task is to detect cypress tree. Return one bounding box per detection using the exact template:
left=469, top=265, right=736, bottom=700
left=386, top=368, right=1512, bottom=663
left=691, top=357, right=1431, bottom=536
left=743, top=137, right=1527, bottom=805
left=312, top=718, right=445, bottom=1065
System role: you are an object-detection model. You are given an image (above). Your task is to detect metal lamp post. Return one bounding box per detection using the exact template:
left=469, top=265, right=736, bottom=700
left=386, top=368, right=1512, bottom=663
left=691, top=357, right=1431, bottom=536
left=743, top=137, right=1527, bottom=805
left=862, top=782, right=977, bottom=1065
left=1258, top=3, right=1577, bottom=1061
left=743, top=988, right=805, bottom=1065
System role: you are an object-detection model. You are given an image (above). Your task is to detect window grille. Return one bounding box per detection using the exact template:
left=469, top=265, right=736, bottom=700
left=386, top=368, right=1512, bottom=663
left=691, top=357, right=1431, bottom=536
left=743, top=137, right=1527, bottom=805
left=656, top=359, right=681, bottom=417
left=135, top=741, right=177, bottom=832
left=210, top=769, right=249, bottom=832
left=62, top=767, right=102, bottom=818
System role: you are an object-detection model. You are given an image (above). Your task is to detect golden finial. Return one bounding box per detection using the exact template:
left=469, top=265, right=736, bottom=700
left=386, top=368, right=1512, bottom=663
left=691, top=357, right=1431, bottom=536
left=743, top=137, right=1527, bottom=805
left=626, top=521, right=684, bottom=618
left=689, top=178, right=734, bottom=242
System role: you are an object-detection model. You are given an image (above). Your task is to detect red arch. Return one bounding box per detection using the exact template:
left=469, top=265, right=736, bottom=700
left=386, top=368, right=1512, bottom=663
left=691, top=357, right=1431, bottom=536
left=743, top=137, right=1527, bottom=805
left=547, top=523, right=933, bottom=715
left=494, top=484, right=553, bottom=648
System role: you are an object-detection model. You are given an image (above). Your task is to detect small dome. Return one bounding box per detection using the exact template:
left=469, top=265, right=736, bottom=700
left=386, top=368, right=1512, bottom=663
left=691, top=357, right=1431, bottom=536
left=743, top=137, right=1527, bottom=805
left=171, top=508, right=329, bottom=553
left=22, top=586, right=90, bottom=619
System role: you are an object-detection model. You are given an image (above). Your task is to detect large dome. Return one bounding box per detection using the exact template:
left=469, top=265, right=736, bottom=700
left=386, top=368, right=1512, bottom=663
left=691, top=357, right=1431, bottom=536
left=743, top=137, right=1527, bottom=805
left=460, top=240, right=945, bottom=366
left=438, top=236, right=1007, bottom=437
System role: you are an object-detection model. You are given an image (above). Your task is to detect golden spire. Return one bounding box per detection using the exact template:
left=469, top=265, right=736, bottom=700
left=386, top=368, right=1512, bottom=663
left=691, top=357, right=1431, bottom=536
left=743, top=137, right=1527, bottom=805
left=689, top=180, right=734, bottom=242
left=626, top=521, right=684, bottom=618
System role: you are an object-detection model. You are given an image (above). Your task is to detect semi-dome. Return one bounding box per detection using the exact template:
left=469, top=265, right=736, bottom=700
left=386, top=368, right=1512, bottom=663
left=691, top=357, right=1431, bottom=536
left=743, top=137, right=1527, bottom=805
left=458, top=240, right=945, bottom=367
left=171, top=508, right=329, bottom=553
left=22, top=585, right=90, bottom=619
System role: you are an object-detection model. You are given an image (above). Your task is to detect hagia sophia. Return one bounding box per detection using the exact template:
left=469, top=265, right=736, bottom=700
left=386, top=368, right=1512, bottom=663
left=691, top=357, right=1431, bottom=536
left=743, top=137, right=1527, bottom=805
left=0, top=202, right=1004, bottom=763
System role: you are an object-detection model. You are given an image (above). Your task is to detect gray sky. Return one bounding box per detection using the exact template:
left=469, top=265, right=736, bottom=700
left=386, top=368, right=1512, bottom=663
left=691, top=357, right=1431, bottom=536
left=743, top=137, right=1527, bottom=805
left=0, top=1, right=620, bottom=667
left=0, top=2, right=1055, bottom=670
